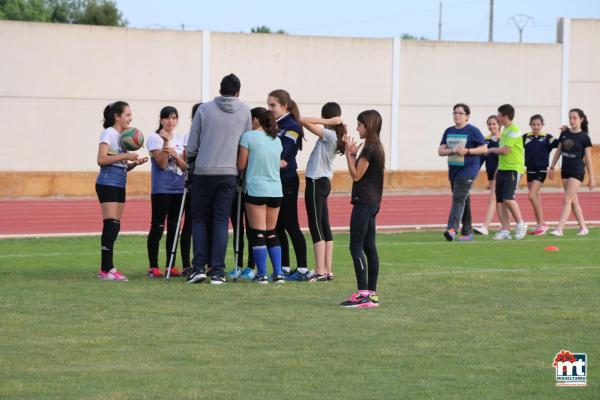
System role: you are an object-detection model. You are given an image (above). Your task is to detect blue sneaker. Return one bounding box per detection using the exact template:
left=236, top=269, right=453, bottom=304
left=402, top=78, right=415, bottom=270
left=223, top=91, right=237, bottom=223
left=227, top=267, right=243, bottom=280
left=239, top=267, right=256, bottom=281
left=457, top=234, right=474, bottom=242
left=285, top=269, right=311, bottom=281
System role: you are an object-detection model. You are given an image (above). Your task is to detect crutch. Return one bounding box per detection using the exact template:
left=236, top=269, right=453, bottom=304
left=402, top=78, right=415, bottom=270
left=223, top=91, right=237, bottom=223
left=233, top=171, right=245, bottom=276
left=166, top=171, right=189, bottom=280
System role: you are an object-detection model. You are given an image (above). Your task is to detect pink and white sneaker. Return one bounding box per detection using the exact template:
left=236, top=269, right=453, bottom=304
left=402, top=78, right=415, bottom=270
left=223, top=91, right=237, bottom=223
left=340, top=292, right=380, bottom=308
left=549, top=229, right=564, bottom=237
left=98, top=268, right=129, bottom=281
left=531, top=225, right=548, bottom=236
left=577, top=227, right=589, bottom=236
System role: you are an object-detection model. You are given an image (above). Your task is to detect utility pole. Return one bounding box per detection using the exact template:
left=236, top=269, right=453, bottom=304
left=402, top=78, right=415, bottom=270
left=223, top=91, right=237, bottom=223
left=438, top=1, right=443, bottom=40
left=509, top=14, right=534, bottom=43
left=488, top=0, right=494, bottom=42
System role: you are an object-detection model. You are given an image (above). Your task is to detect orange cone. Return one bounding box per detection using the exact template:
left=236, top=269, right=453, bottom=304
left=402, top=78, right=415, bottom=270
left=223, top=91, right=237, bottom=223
left=544, top=246, right=560, bottom=252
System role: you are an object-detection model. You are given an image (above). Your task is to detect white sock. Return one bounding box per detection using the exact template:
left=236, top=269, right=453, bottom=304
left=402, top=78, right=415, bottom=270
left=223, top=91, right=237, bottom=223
left=297, top=267, right=308, bottom=274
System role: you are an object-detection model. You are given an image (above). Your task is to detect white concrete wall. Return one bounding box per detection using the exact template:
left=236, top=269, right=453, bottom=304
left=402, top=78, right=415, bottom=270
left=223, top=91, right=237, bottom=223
left=397, top=40, right=563, bottom=171
left=0, top=21, right=204, bottom=171
left=0, top=19, right=598, bottom=172
left=567, top=19, right=600, bottom=144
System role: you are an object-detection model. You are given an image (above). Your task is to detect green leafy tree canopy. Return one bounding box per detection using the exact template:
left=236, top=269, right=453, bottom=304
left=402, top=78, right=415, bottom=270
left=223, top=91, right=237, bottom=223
left=0, top=0, right=127, bottom=26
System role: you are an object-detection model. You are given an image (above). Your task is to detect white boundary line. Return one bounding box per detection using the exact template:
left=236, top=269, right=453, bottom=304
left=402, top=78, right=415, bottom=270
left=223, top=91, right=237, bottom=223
left=1, top=221, right=599, bottom=239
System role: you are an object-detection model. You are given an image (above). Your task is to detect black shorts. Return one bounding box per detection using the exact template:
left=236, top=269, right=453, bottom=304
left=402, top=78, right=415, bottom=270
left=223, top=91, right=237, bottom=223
left=526, top=170, right=547, bottom=183
left=244, top=194, right=282, bottom=208
left=96, top=184, right=126, bottom=203
left=495, top=170, right=520, bottom=202
left=561, top=171, right=585, bottom=182
left=486, top=171, right=496, bottom=182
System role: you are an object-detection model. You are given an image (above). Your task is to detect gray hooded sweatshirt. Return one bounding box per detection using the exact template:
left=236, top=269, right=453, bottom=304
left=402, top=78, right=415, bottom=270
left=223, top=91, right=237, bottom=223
left=187, top=96, right=252, bottom=176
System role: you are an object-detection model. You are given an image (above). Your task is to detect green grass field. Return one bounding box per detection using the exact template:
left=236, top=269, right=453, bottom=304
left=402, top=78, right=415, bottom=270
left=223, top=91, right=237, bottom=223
left=1, top=231, right=598, bottom=399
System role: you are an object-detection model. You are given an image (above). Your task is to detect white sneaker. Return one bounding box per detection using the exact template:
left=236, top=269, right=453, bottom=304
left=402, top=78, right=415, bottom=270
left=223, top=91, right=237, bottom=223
left=577, top=227, right=589, bottom=236
left=549, top=229, right=564, bottom=237
left=493, top=230, right=512, bottom=240
left=473, top=226, right=489, bottom=236
left=515, top=222, right=528, bottom=240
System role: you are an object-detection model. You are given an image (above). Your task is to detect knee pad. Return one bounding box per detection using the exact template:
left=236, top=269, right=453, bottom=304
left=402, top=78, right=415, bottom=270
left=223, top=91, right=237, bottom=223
left=248, top=228, right=266, bottom=247
left=102, top=219, right=120, bottom=242
left=265, top=229, right=280, bottom=247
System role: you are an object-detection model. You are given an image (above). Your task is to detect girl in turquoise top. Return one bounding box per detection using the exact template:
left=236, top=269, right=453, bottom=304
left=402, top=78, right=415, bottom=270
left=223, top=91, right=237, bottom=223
left=237, top=107, right=284, bottom=284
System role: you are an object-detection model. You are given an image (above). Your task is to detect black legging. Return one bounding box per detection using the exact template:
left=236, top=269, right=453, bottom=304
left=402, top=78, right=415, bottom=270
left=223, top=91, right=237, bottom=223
left=305, top=177, right=333, bottom=243
left=229, top=192, right=254, bottom=269
left=147, top=193, right=184, bottom=268
left=276, top=174, right=307, bottom=269
left=180, top=191, right=192, bottom=269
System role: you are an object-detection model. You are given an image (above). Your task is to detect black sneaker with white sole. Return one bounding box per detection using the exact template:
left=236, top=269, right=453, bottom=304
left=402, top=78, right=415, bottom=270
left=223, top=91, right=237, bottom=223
left=186, top=270, right=207, bottom=284
left=309, top=272, right=328, bottom=282
left=210, top=275, right=227, bottom=285
left=272, top=274, right=286, bottom=284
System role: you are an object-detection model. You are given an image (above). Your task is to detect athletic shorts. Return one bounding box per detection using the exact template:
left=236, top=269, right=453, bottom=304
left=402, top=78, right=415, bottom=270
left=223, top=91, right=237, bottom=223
left=526, top=170, right=547, bottom=183
left=96, top=183, right=126, bottom=203
left=495, top=170, right=520, bottom=202
left=487, top=171, right=496, bottom=183
left=244, top=194, right=282, bottom=208
left=561, top=171, right=585, bottom=182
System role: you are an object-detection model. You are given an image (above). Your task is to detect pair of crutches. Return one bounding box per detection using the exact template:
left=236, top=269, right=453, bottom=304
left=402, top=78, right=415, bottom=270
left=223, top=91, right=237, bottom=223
left=165, top=171, right=245, bottom=280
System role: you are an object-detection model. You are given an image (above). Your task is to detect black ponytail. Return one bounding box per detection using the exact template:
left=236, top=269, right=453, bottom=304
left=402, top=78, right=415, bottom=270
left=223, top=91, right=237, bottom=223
left=103, top=101, right=129, bottom=129
left=251, top=107, right=278, bottom=138
left=321, top=102, right=346, bottom=155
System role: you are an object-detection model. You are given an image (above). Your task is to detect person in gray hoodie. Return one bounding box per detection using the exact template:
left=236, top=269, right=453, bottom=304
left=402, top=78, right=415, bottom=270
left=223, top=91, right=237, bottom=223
left=186, top=74, right=252, bottom=285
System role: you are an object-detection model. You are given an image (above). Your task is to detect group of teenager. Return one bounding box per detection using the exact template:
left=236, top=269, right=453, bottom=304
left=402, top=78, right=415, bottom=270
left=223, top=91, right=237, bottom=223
left=439, top=103, right=595, bottom=242
left=95, top=74, right=384, bottom=308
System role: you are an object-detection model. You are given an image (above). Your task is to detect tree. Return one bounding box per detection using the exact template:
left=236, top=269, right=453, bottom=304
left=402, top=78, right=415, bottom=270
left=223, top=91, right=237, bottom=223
left=74, top=0, right=127, bottom=26
left=0, top=0, right=51, bottom=22
left=0, top=0, right=127, bottom=26
left=251, top=25, right=286, bottom=34
left=401, top=33, right=428, bottom=40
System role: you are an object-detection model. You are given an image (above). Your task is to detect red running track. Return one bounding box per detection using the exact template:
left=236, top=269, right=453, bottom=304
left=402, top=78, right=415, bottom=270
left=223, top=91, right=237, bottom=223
left=1, top=191, right=599, bottom=236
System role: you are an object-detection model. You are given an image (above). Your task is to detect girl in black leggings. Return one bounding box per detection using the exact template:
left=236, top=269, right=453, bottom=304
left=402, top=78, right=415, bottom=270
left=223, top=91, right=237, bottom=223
left=300, top=102, right=346, bottom=282
left=146, top=106, right=187, bottom=278
left=267, top=89, right=308, bottom=279
left=340, top=110, right=385, bottom=308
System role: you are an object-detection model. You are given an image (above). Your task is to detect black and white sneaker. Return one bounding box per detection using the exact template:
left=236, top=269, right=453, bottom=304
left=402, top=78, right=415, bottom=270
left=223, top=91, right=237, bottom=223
left=309, top=272, right=328, bottom=282
left=272, top=274, right=286, bottom=284
left=255, top=275, right=269, bottom=285
left=186, top=270, right=207, bottom=284
left=210, top=275, right=227, bottom=285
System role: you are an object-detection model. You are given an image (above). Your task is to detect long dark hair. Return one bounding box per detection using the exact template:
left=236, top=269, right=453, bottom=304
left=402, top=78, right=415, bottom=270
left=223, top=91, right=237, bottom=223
left=321, top=102, right=346, bottom=155
left=357, top=110, right=385, bottom=170
left=103, top=101, right=129, bottom=129
left=191, top=103, right=202, bottom=121
left=156, top=106, right=179, bottom=133
left=251, top=107, right=278, bottom=138
left=269, top=89, right=304, bottom=149
left=569, top=108, right=589, bottom=132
